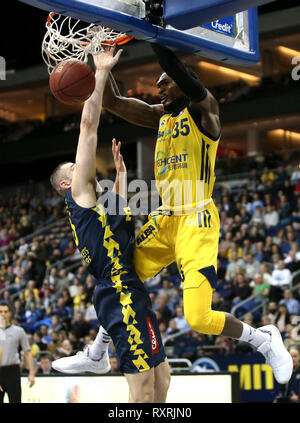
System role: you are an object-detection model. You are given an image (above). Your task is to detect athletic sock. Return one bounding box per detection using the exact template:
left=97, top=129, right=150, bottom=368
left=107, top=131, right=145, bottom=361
left=238, top=322, right=271, bottom=349
left=88, top=326, right=111, bottom=361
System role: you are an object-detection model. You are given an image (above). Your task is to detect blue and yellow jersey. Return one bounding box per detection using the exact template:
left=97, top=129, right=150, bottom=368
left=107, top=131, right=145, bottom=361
left=65, top=189, right=135, bottom=280
left=154, top=106, right=220, bottom=214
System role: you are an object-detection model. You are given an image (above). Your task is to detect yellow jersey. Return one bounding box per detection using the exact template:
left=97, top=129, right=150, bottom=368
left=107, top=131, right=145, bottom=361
left=154, top=107, right=220, bottom=214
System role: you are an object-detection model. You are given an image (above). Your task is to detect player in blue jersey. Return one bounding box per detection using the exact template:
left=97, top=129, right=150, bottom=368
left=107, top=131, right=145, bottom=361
left=49, top=45, right=170, bottom=403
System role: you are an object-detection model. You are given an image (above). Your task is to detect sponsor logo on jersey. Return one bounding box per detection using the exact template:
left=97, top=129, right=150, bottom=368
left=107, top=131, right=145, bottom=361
left=146, top=317, right=159, bottom=354
left=157, top=128, right=172, bottom=142
left=156, top=153, right=188, bottom=168
left=136, top=224, right=156, bottom=246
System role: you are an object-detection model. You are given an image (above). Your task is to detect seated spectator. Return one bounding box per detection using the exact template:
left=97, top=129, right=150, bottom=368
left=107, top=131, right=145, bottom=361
left=39, top=323, right=52, bottom=345
left=261, top=167, right=275, bottom=184
left=219, top=231, right=235, bottom=258
left=17, top=237, right=29, bottom=257
left=281, top=232, right=296, bottom=257
left=37, top=354, right=55, bottom=375
left=250, top=206, right=264, bottom=227
left=244, top=253, right=261, bottom=280
left=275, top=303, right=291, bottom=335
left=263, top=204, right=279, bottom=229
left=84, top=301, right=99, bottom=328
left=232, top=272, right=252, bottom=304
left=276, top=166, right=290, bottom=188
left=73, top=285, right=87, bottom=310
left=24, top=280, right=39, bottom=303
left=250, top=273, right=270, bottom=299
left=264, top=301, right=279, bottom=325
left=56, top=339, right=75, bottom=359
left=109, top=355, right=120, bottom=374
left=212, top=291, right=231, bottom=313
left=13, top=298, right=25, bottom=322
left=68, top=330, right=84, bottom=352
left=250, top=193, right=263, bottom=214
left=158, top=321, right=168, bottom=342
left=274, top=347, right=300, bottom=403
left=50, top=315, right=63, bottom=333
left=278, top=194, right=292, bottom=225
left=225, top=250, right=245, bottom=281
left=214, top=335, right=235, bottom=354
left=253, top=241, right=265, bottom=263
left=215, top=277, right=233, bottom=302
left=48, top=267, right=58, bottom=288
left=243, top=312, right=255, bottom=326
left=154, top=295, right=173, bottom=325
left=173, top=305, right=190, bottom=332
left=63, top=240, right=76, bottom=257
left=59, top=287, right=74, bottom=308
left=85, top=275, right=96, bottom=304
left=55, top=269, right=71, bottom=293
left=269, top=260, right=292, bottom=302
left=69, top=277, right=81, bottom=298
left=279, top=289, right=300, bottom=316
left=40, top=286, right=55, bottom=311
left=27, top=333, right=40, bottom=358
left=260, top=314, right=272, bottom=326
left=74, top=266, right=88, bottom=284
left=292, top=197, right=300, bottom=219
left=20, top=300, right=43, bottom=334
left=53, top=297, right=73, bottom=322
left=47, top=331, right=61, bottom=357
left=32, top=331, right=48, bottom=353
left=72, top=311, right=91, bottom=341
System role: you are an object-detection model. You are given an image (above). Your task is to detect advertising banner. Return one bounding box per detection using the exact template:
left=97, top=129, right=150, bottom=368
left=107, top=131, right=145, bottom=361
left=192, top=352, right=280, bottom=403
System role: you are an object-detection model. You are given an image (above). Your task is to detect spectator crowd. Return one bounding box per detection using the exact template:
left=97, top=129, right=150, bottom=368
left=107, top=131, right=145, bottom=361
left=0, top=158, right=300, bottom=377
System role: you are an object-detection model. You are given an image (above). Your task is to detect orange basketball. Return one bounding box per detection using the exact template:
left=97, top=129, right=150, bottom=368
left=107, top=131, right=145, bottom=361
left=49, top=59, right=95, bottom=105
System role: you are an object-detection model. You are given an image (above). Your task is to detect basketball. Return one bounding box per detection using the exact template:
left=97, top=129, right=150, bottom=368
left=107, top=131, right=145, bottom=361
left=49, top=59, right=96, bottom=105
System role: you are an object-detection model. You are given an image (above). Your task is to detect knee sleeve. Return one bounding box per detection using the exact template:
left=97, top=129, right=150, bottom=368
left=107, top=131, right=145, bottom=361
left=183, top=273, right=226, bottom=335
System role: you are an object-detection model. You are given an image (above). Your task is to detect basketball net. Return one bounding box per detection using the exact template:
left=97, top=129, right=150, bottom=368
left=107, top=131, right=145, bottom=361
left=42, top=13, right=133, bottom=74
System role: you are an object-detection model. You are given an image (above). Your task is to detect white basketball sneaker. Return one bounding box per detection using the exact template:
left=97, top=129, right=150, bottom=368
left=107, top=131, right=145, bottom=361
left=257, top=324, right=293, bottom=384
left=52, top=346, right=111, bottom=375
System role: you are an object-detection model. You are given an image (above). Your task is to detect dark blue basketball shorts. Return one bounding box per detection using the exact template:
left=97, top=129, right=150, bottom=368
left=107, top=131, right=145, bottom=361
left=93, top=272, right=166, bottom=374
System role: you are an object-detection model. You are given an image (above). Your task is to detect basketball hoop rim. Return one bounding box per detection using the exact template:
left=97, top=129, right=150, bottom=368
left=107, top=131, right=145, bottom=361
left=46, top=12, right=134, bottom=46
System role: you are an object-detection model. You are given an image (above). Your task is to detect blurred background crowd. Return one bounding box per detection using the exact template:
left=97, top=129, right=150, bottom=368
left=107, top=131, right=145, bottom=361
left=1, top=151, right=300, bottom=376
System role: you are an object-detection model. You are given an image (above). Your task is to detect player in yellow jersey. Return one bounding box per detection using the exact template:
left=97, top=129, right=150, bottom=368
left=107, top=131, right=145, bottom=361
left=102, top=42, right=292, bottom=385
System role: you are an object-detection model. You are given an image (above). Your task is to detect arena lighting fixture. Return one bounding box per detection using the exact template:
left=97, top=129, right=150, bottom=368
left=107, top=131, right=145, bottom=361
left=268, top=129, right=300, bottom=143
left=277, top=46, right=300, bottom=57
left=198, top=61, right=261, bottom=84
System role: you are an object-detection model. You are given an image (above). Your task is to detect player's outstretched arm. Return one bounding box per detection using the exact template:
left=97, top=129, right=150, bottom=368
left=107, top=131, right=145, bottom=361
left=103, top=72, right=164, bottom=130
left=112, top=138, right=127, bottom=198
left=151, top=43, right=220, bottom=138
left=72, top=45, right=123, bottom=207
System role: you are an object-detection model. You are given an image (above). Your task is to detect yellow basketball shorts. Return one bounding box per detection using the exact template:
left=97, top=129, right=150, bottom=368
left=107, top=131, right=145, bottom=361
left=133, top=201, right=226, bottom=335
left=134, top=201, right=220, bottom=289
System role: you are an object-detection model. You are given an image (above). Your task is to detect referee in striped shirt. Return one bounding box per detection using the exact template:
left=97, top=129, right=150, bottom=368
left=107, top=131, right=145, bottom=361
left=0, top=301, right=35, bottom=403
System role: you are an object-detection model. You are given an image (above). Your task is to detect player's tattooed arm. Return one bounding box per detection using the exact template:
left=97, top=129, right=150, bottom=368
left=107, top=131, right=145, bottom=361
left=151, top=43, right=220, bottom=139
left=103, top=72, right=164, bottom=130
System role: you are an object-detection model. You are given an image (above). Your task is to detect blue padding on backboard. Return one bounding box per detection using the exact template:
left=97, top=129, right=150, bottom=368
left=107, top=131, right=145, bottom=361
left=157, top=8, right=260, bottom=66
left=163, top=0, right=275, bottom=29
left=18, top=0, right=260, bottom=66
left=18, top=0, right=158, bottom=40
